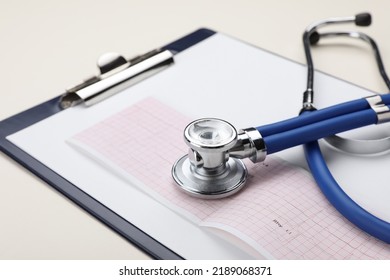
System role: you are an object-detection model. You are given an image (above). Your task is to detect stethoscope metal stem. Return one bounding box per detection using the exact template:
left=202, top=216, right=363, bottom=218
left=303, top=15, right=357, bottom=101
left=302, top=13, right=377, bottom=110
left=302, top=13, right=390, bottom=155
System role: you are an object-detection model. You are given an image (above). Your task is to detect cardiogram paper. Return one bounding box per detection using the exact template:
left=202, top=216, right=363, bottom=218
left=68, top=97, right=390, bottom=259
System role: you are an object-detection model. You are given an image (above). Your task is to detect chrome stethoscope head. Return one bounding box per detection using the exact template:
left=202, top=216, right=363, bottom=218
left=172, top=118, right=266, bottom=199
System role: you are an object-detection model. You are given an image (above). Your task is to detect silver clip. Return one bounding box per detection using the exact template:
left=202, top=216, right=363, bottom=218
left=60, top=49, right=174, bottom=108
left=366, top=95, right=390, bottom=124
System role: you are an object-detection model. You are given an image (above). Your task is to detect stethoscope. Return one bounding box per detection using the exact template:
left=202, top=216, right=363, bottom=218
left=172, top=13, right=390, bottom=243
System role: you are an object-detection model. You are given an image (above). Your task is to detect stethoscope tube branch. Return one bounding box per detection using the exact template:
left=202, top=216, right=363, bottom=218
left=257, top=93, right=390, bottom=154
left=257, top=97, right=371, bottom=137
left=261, top=107, right=377, bottom=155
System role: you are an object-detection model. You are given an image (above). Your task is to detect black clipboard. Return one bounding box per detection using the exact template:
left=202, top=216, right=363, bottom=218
left=0, top=28, right=215, bottom=260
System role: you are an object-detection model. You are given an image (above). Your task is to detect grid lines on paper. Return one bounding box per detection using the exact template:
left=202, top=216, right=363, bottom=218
left=72, top=97, right=390, bottom=259
left=204, top=160, right=390, bottom=259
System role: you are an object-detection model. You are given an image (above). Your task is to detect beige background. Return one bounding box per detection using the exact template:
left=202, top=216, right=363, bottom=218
left=0, top=0, right=389, bottom=259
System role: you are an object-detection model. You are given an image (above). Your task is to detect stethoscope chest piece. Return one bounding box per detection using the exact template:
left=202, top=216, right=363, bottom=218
left=171, top=118, right=248, bottom=199
left=172, top=154, right=247, bottom=199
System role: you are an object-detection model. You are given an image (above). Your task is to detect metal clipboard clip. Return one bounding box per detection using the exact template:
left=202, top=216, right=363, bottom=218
left=60, top=49, right=174, bottom=108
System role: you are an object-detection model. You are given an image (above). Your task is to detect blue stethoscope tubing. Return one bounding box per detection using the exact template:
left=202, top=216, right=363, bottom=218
left=304, top=140, right=390, bottom=243
left=257, top=95, right=390, bottom=243
left=257, top=96, right=389, bottom=154
left=259, top=12, right=390, bottom=243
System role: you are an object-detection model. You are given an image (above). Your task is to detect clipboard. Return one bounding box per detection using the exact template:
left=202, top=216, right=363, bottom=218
left=0, top=28, right=215, bottom=260
left=1, top=27, right=390, bottom=260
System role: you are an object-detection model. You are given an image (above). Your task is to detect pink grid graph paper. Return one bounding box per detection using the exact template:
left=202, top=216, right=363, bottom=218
left=71, top=97, right=390, bottom=259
